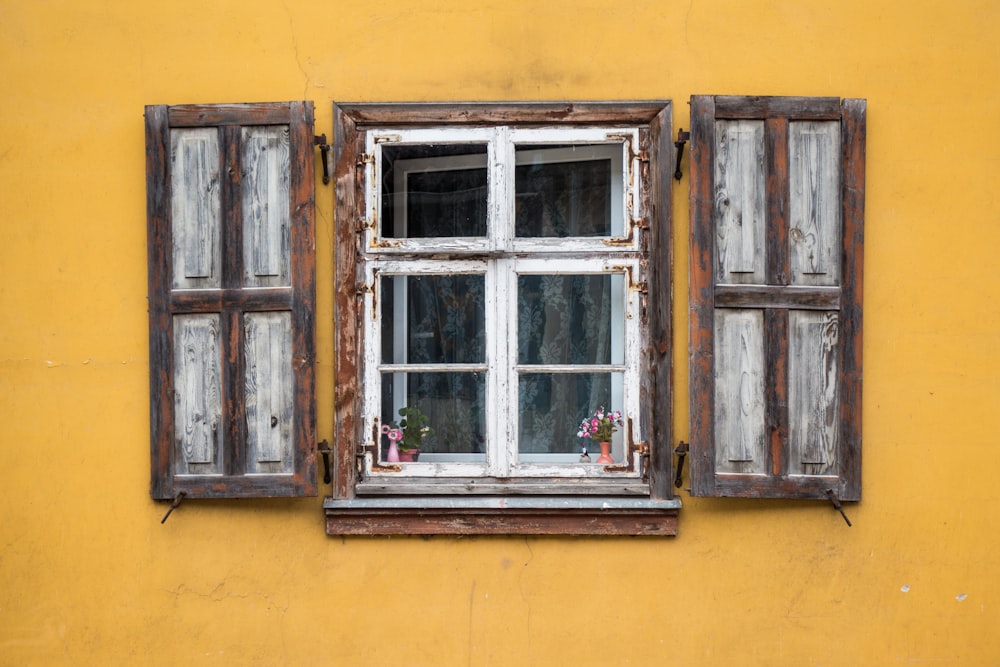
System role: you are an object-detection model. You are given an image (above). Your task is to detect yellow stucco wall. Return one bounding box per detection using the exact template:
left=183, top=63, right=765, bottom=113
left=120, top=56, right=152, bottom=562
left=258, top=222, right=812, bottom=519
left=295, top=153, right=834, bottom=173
left=2, top=1, right=998, bottom=664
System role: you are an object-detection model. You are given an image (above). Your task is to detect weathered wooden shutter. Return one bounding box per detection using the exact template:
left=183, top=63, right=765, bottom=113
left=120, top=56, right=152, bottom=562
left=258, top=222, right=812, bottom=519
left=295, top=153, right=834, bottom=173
left=146, top=102, right=317, bottom=499
left=689, top=96, right=865, bottom=500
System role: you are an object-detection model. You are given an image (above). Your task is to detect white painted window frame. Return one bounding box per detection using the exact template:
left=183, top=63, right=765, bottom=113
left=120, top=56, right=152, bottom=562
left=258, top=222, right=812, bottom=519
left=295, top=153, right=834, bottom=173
left=359, top=125, right=647, bottom=483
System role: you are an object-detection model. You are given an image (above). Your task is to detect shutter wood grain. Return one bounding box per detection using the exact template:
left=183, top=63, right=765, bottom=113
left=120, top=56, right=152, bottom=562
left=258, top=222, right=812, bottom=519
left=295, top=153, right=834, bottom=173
left=146, top=101, right=316, bottom=499
left=790, top=122, right=841, bottom=286
left=714, top=309, right=766, bottom=472
left=788, top=310, right=839, bottom=473
left=714, top=120, right=765, bottom=283
left=689, top=95, right=865, bottom=500
left=173, top=314, right=222, bottom=472
left=170, top=128, right=221, bottom=288
left=243, top=126, right=291, bottom=287
left=245, top=312, right=294, bottom=471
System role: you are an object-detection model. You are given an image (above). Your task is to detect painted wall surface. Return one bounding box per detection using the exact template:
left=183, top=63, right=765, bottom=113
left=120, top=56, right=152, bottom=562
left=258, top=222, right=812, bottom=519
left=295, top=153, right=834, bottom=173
left=1, top=1, right=998, bottom=664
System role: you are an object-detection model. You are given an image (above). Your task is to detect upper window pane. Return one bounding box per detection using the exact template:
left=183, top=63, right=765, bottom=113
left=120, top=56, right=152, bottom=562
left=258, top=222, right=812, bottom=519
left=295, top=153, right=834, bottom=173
left=515, top=144, right=622, bottom=238
left=380, top=144, right=488, bottom=238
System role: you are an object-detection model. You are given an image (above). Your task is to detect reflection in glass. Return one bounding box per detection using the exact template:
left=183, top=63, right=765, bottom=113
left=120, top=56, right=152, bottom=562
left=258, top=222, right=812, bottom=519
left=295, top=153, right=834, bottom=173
left=518, top=373, right=620, bottom=454
left=515, top=144, right=617, bottom=238
left=381, top=372, right=486, bottom=456
left=381, top=273, right=486, bottom=365
left=380, top=144, right=488, bottom=238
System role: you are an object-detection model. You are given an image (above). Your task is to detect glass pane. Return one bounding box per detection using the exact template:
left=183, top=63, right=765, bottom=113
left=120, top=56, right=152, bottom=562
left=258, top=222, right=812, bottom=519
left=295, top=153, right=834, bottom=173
left=381, top=274, right=486, bottom=365
left=381, top=144, right=488, bottom=238
left=518, top=274, right=623, bottom=365
left=518, top=373, right=621, bottom=454
left=515, top=144, right=618, bottom=238
left=381, top=372, right=486, bottom=457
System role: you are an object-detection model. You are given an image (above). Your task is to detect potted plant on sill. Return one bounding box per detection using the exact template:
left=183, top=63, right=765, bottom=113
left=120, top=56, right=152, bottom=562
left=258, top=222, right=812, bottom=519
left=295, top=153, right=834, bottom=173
left=577, top=407, right=624, bottom=464
left=382, top=406, right=434, bottom=462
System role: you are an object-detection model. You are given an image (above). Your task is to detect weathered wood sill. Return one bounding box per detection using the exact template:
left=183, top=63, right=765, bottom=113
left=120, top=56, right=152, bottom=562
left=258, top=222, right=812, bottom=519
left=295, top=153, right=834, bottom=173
left=324, top=496, right=681, bottom=536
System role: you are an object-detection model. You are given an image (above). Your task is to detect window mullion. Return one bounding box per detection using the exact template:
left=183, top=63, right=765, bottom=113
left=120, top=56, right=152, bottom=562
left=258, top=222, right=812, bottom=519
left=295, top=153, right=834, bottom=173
left=491, top=126, right=513, bottom=253
left=490, top=127, right=516, bottom=475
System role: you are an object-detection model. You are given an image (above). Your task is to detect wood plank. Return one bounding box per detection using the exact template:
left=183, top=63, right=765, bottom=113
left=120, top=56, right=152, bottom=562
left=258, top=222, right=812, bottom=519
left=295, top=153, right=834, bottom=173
left=765, top=308, right=788, bottom=476
left=242, top=126, right=291, bottom=287
left=713, top=309, right=766, bottom=473
left=337, top=101, right=671, bottom=127
left=169, top=287, right=294, bottom=312
left=766, top=117, right=790, bottom=285
left=790, top=121, right=841, bottom=286
left=714, top=96, right=842, bottom=120
left=714, top=120, right=765, bottom=283
left=287, top=100, right=318, bottom=496
left=356, top=481, right=651, bottom=495
left=170, top=128, right=221, bottom=289
left=708, top=473, right=842, bottom=499
left=788, top=311, right=839, bottom=475
left=172, top=314, right=222, bottom=472
left=325, top=497, right=680, bottom=535
left=645, top=104, right=673, bottom=500
left=838, top=98, right=866, bottom=501
left=714, top=284, right=840, bottom=310
left=688, top=95, right=718, bottom=496
left=326, top=512, right=678, bottom=536
left=167, top=103, right=294, bottom=127
left=332, top=105, right=364, bottom=499
left=146, top=105, right=174, bottom=499
left=245, top=312, right=294, bottom=471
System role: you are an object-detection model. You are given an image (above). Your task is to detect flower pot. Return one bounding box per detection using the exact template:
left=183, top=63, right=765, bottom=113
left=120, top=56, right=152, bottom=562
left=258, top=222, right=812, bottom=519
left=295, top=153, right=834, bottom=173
left=398, top=448, right=420, bottom=462
left=596, top=441, right=614, bottom=464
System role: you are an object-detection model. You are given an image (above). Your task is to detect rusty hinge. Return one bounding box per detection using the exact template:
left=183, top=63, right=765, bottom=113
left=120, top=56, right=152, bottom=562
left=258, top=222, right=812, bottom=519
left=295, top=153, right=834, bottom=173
left=357, top=152, right=375, bottom=167
left=314, top=135, right=331, bottom=185
left=606, top=132, right=647, bottom=163
left=610, top=264, right=648, bottom=294
left=673, top=129, right=690, bottom=181
left=358, top=271, right=377, bottom=319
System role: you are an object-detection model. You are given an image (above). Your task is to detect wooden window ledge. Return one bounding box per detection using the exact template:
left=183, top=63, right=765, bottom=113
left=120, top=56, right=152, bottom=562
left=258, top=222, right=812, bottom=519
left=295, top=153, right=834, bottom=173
left=324, top=496, right=681, bottom=536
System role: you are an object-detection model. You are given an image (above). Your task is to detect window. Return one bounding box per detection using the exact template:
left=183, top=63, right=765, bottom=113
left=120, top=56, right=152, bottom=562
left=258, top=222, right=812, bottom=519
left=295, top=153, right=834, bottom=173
left=327, top=103, right=677, bottom=534
left=143, top=96, right=865, bottom=527
left=688, top=96, right=866, bottom=501
left=145, top=101, right=317, bottom=499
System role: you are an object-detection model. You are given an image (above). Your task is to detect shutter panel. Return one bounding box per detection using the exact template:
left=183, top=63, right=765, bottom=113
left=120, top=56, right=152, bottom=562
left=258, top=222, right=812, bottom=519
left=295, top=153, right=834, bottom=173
left=689, top=96, right=865, bottom=500
left=146, top=102, right=317, bottom=499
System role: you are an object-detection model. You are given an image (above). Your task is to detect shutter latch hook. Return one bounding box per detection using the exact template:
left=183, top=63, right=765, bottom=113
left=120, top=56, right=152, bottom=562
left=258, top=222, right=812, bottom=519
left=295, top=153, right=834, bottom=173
left=826, top=489, right=853, bottom=526
left=160, top=491, right=186, bottom=524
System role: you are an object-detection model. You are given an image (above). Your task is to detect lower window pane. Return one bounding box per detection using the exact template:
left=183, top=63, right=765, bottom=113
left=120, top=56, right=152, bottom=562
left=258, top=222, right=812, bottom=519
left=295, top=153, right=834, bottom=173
left=381, top=372, right=486, bottom=459
left=518, top=372, right=621, bottom=455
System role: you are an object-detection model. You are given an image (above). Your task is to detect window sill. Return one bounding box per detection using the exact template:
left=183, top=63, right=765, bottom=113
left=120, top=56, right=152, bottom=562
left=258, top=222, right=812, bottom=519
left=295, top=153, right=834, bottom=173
left=324, top=496, right=681, bottom=536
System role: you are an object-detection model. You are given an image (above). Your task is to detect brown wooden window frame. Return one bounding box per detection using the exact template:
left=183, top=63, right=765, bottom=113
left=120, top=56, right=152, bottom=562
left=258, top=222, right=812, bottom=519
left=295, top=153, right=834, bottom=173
left=326, top=102, right=678, bottom=535
left=688, top=95, right=866, bottom=501
left=145, top=101, right=318, bottom=500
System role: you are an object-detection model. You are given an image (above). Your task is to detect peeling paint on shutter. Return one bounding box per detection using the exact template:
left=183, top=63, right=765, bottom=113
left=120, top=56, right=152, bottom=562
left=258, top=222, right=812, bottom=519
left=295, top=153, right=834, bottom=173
left=690, top=95, right=865, bottom=501
left=146, top=101, right=316, bottom=500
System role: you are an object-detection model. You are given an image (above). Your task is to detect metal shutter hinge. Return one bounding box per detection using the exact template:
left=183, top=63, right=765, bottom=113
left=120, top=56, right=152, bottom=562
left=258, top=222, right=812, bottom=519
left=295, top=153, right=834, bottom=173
left=674, top=129, right=690, bottom=181
left=314, top=135, right=331, bottom=185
